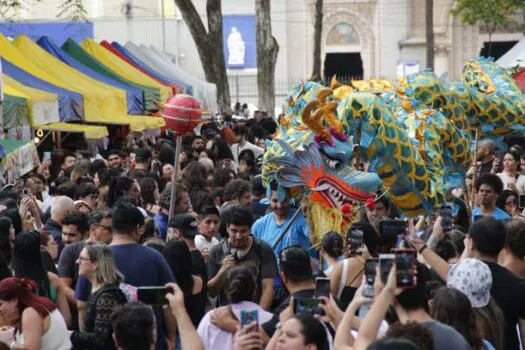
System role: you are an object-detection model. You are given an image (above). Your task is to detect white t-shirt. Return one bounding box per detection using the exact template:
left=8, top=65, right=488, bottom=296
left=195, top=234, right=220, bottom=251
left=231, top=141, right=264, bottom=163
left=497, top=172, right=525, bottom=194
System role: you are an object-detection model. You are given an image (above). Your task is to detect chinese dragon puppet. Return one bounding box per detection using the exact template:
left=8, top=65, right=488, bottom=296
left=262, top=57, right=525, bottom=246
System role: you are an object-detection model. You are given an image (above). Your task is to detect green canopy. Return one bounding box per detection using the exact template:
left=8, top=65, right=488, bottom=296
left=61, top=38, right=160, bottom=111
left=3, top=93, right=29, bottom=129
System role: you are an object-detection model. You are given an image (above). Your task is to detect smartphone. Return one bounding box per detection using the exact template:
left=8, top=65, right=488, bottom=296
left=439, top=206, right=453, bottom=232
left=519, top=195, right=525, bottom=210
left=43, top=152, right=51, bottom=162
left=315, top=277, right=330, bottom=298
left=347, top=226, right=364, bottom=254
left=379, top=220, right=408, bottom=237
left=363, top=258, right=378, bottom=298
left=21, top=188, right=31, bottom=197
left=379, top=254, right=395, bottom=284
left=137, top=287, right=168, bottom=305
left=395, top=249, right=417, bottom=288
left=293, top=298, right=323, bottom=316
left=240, top=310, right=258, bottom=329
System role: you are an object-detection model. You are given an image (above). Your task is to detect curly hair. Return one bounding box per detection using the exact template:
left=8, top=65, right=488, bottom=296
left=223, top=179, right=251, bottom=202
left=503, top=219, right=525, bottom=258
left=140, top=177, right=158, bottom=207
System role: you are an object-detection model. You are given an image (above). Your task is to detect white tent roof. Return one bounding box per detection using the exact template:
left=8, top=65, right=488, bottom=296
left=496, top=36, right=525, bottom=68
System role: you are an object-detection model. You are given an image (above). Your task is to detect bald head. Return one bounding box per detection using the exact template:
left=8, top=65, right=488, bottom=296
left=51, top=196, right=75, bottom=224
left=477, top=139, right=496, bottom=160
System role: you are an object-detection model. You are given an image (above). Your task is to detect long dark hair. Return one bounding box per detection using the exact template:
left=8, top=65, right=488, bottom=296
left=496, top=189, right=518, bottom=214
left=139, top=177, right=158, bottom=207
left=430, top=287, right=483, bottom=349
left=162, top=240, right=194, bottom=295
left=107, top=176, right=134, bottom=208
left=12, top=232, right=52, bottom=299
left=290, top=314, right=328, bottom=350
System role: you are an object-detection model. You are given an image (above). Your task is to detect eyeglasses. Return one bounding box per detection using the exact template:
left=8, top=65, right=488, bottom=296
left=78, top=256, right=92, bottom=262
left=95, top=224, right=112, bottom=231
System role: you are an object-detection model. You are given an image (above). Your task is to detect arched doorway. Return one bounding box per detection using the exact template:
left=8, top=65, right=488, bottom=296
left=323, top=23, right=363, bottom=84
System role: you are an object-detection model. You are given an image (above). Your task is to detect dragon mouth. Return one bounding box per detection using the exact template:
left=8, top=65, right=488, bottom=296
left=316, top=177, right=370, bottom=208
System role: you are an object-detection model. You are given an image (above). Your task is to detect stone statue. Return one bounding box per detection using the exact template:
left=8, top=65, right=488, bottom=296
left=227, top=27, right=245, bottom=66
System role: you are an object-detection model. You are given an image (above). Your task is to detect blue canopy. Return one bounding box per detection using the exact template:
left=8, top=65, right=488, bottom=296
left=37, top=36, right=144, bottom=115
left=2, top=58, right=83, bottom=122
left=110, top=42, right=193, bottom=95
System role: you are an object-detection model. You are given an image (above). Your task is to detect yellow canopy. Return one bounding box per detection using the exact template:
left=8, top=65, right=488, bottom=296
left=11, top=35, right=129, bottom=124
left=101, top=115, right=166, bottom=132
left=81, top=38, right=171, bottom=103
left=3, top=75, right=60, bottom=127
left=39, top=122, right=109, bottom=139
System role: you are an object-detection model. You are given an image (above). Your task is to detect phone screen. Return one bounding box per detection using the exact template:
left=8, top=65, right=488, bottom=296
left=43, top=152, right=51, bottom=161
left=293, top=298, right=323, bottom=315
left=379, top=220, right=407, bottom=236
left=240, top=310, right=259, bottom=329
left=347, top=226, right=364, bottom=254
left=439, top=206, right=453, bottom=231
left=315, top=278, right=330, bottom=298
left=379, top=254, right=395, bottom=284
left=365, top=259, right=378, bottom=285
left=137, top=287, right=168, bottom=305
left=396, top=250, right=417, bottom=288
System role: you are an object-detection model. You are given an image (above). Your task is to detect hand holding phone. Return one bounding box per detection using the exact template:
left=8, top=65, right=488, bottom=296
left=293, top=298, right=324, bottom=316
left=363, top=259, right=378, bottom=297
left=137, top=286, right=169, bottom=305
left=395, top=249, right=417, bottom=289
left=439, top=206, right=453, bottom=232
left=379, top=254, right=395, bottom=284
left=240, top=310, right=259, bottom=330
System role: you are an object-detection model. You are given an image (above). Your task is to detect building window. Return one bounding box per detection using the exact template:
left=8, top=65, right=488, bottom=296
left=326, top=23, right=359, bottom=46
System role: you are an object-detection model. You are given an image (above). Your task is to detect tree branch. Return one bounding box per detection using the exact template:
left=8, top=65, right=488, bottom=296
left=174, top=0, right=208, bottom=43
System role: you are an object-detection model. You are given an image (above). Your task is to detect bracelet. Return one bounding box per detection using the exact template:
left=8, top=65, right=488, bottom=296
left=418, top=244, right=428, bottom=254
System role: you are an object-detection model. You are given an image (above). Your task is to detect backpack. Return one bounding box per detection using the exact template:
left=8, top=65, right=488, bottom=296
left=119, top=283, right=138, bottom=302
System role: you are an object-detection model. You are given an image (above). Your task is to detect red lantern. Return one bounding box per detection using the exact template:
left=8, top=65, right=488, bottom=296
left=162, top=94, right=202, bottom=135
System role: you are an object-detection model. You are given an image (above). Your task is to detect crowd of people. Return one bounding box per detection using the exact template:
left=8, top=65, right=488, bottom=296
left=0, top=113, right=523, bottom=350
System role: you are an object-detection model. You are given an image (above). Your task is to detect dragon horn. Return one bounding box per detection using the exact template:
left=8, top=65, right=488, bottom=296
left=302, top=100, right=333, bottom=142
left=330, top=76, right=342, bottom=89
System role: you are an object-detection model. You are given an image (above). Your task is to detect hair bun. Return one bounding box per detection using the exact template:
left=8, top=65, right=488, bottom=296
left=18, top=278, right=37, bottom=293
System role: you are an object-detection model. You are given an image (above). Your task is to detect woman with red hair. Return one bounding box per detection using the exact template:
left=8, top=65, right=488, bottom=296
left=0, top=277, right=71, bottom=350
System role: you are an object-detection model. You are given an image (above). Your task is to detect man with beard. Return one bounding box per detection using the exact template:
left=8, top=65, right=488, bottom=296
left=207, top=205, right=277, bottom=309
left=251, top=181, right=311, bottom=307
left=106, top=149, right=123, bottom=169
left=190, top=135, right=205, bottom=161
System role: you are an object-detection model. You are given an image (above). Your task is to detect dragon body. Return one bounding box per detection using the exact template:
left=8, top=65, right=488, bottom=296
left=263, top=57, right=525, bottom=246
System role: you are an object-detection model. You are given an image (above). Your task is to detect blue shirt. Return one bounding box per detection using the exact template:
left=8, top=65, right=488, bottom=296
left=472, top=207, right=511, bottom=221
left=252, top=210, right=311, bottom=262
left=75, top=244, right=175, bottom=350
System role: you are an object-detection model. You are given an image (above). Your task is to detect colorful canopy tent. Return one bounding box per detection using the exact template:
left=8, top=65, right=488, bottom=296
left=515, top=68, right=525, bottom=92
left=37, top=36, right=144, bottom=115
left=2, top=58, right=83, bottom=122
left=4, top=75, right=60, bottom=127
left=12, top=35, right=129, bottom=124
left=0, top=139, right=40, bottom=183
left=108, top=41, right=191, bottom=95
left=3, top=90, right=29, bottom=129
left=80, top=38, right=171, bottom=103
left=39, top=122, right=108, bottom=139
left=129, top=43, right=217, bottom=113
left=497, top=37, right=525, bottom=68
left=61, top=39, right=160, bottom=112
left=9, top=35, right=164, bottom=132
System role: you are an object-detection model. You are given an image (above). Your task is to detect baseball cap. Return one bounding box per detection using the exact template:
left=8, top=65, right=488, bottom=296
left=447, top=258, right=492, bottom=308
left=135, top=148, right=152, bottom=162
left=168, top=214, right=199, bottom=238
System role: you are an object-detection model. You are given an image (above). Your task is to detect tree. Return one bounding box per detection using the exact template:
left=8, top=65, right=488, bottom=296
left=311, top=0, right=323, bottom=81
left=425, top=0, right=434, bottom=71
left=174, top=0, right=232, bottom=115
left=256, top=0, right=279, bottom=119
left=0, top=0, right=86, bottom=20
left=451, top=0, right=523, bottom=56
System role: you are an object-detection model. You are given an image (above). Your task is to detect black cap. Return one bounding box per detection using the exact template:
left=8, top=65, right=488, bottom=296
left=135, top=148, right=152, bottom=162
left=168, top=214, right=199, bottom=238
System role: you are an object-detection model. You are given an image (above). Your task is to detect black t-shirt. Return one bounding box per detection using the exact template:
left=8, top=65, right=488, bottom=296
left=262, top=288, right=316, bottom=337
left=188, top=250, right=207, bottom=327
left=485, top=261, right=525, bottom=350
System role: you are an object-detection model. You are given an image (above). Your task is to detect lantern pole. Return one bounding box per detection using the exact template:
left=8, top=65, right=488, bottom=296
left=168, top=134, right=183, bottom=221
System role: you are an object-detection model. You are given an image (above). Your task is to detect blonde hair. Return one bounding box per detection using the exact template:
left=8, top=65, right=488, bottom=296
left=85, top=244, right=122, bottom=285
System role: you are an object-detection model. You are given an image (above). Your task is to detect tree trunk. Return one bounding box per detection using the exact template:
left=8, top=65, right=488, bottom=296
left=256, top=0, right=279, bottom=119
left=311, top=0, right=323, bottom=81
left=174, top=0, right=232, bottom=115
left=425, top=0, right=434, bottom=71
